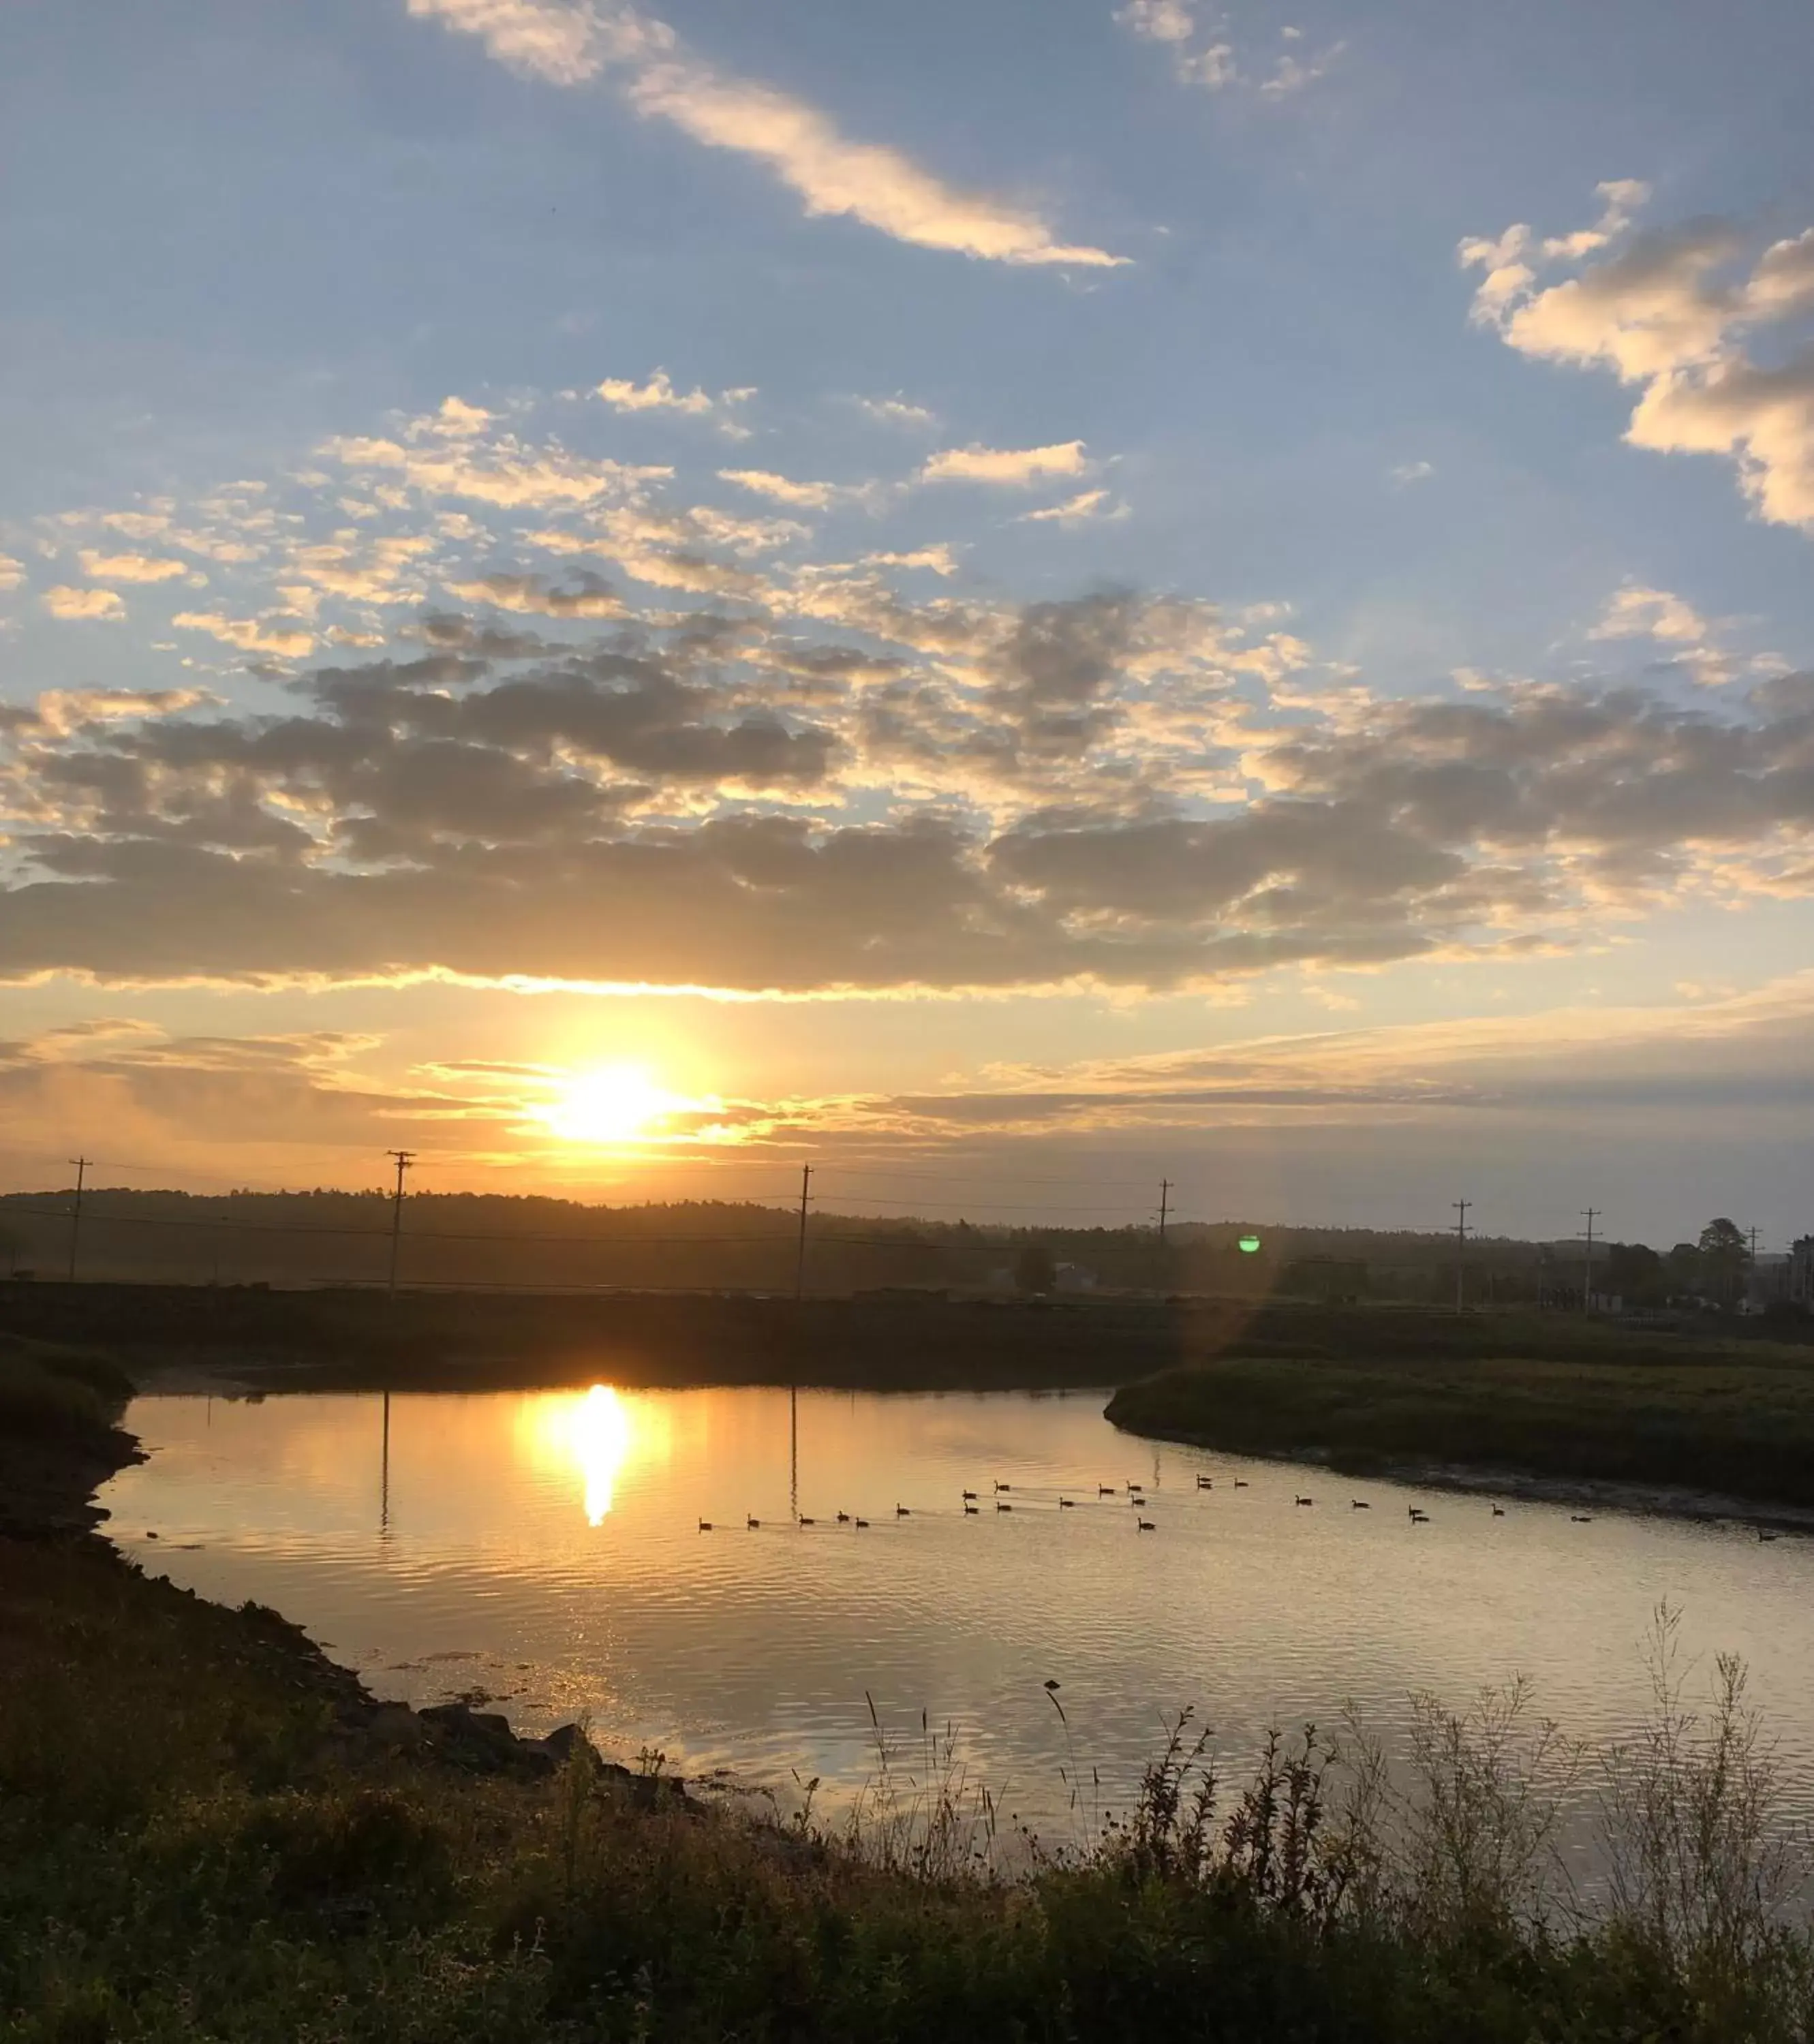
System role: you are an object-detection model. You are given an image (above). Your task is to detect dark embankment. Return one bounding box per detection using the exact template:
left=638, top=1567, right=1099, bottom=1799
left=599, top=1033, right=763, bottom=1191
left=7, top=1339, right=1814, bottom=2039
left=6, top=1280, right=1798, bottom=1399
left=1106, top=1319, right=1814, bottom=1511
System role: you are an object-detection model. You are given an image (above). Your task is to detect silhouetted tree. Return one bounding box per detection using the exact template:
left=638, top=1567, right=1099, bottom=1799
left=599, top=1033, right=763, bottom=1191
left=1697, top=1218, right=1750, bottom=1307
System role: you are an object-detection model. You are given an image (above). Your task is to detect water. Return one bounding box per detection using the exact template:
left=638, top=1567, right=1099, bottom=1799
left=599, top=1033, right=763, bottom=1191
left=102, top=1384, right=1814, bottom=1846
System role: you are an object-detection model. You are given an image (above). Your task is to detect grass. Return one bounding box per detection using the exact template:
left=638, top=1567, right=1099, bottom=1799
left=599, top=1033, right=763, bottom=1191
left=0, top=1335, right=134, bottom=1440
left=1105, top=1340, right=1814, bottom=1509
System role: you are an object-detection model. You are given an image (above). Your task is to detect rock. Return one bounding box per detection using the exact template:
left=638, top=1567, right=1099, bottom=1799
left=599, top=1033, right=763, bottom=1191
left=365, top=1703, right=425, bottom=1752
left=418, top=1701, right=554, bottom=1776
left=538, top=1721, right=602, bottom=1770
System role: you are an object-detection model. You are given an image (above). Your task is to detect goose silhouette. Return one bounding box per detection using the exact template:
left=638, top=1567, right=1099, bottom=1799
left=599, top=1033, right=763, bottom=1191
left=698, top=1519, right=713, bottom=1532
left=1137, top=1519, right=1156, bottom=1532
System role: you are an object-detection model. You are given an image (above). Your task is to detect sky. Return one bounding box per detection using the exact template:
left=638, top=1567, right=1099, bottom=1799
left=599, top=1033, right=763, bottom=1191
left=1, top=0, right=1812, bottom=1245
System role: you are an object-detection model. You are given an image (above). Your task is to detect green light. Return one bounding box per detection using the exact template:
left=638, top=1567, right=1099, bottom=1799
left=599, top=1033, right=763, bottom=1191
left=1237, top=1234, right=1261, bottom=1255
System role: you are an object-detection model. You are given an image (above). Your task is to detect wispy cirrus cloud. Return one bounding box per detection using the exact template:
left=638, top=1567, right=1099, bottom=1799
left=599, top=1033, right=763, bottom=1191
left=407, top=0, right=1124, bottom=267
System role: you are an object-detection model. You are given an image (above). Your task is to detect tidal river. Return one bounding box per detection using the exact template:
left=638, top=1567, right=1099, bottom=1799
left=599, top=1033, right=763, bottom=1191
left=103, top=1384, right=1814, bottom=1852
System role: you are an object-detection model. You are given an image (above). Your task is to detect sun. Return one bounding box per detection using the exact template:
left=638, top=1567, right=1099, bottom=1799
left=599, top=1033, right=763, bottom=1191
left=540, top=1064, right=679, bottom=1145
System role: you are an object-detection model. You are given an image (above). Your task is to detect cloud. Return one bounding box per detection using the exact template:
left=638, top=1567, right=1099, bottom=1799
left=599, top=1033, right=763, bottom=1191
left=41, top=586, right=125, bottom=621
left=1017, top=487, right=1121, bottom=524
left=923, top=440, right=1090, bottom=485
left=863, top=546, right=960, bottom=575
left=408, top=0, right=1124, bottom=266
left=717, top=468, right=845, bottom=509
left=440, top=571, right=626, bottom=617
left=76, top=551, right=195, bottom=584
left=1115, top=2, right=1335, bottom=96
left=855, top=396, right=937, bottom=429
left=1389, top=461, right=1434, bottom=486
left=326, top=418, right=668, bottom=508
left=0, top=555, right=25, bottom=592
left=596, top=369, right=754, bottom=432
left=1462, top=187, right=1814, bottom=531
left=171, top=611, right=314, bottom=656
left=1589, top=583, right=1710, bottom=647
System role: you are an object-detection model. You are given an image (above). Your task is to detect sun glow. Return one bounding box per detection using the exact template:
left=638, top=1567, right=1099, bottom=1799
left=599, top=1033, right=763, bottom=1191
left=539, top=1063, right=684, bottom=1145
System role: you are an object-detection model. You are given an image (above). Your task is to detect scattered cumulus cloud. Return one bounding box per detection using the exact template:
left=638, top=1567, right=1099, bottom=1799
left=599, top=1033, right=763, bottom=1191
left=171, top=610, right=314, bottom=657
left=1115, top=1, right=1336, bottom=97
left=0, top=555, right=25, bottom=592
left=1389, top=460, right=1434, bottom=486
left=42, top=585, right=125, bottom=621
left=855, top=396, right=938, bottom=429
left=76, top=551, right=196, bottom=584
left=596, top=369, right=755, bottom=434
left=923, top=440, right=1091, bottom=485
left=1462, top=184, right=1814, bottom=531
left=718, top=468, right=848, bottom=510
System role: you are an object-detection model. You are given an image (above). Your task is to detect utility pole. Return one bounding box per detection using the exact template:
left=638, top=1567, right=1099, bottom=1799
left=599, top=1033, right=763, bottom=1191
left=386, top=1150, right=414, bottom=1297
left=1158, top=1179, right=1171, bottom=1248
left=67, top=1157, right=91, bottom=1283
left=1581, top=1208, right=1600, bottom=1314
left=1452, top=1199, right=1471, bottom=1314
left=793, top=1163, right=812, bottom=1300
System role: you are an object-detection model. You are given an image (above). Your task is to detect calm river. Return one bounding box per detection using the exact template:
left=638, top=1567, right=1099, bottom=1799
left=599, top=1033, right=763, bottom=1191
left=103, top=1385, right=1814, bottom=1846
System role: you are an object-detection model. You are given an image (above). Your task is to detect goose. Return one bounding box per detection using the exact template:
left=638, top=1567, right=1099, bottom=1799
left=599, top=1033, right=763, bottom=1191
left=962, top=1489, right=979, bottom=1502
left=1759, top=1529, right=1781, bottom=1543
left=997, top=1500, right=1013, bottom=1513
left=895, top=1504, right=911, bottom=1518
left=1570, top=1514, right=1593, bottom=1524
left=1233, top=1478, right=1249, bottom=1489
left=1294, top=1495, right=1314, bottom=1507
left=1351, top=1500, right=1370, bottom=1510
left=747, top=1515, right=760, bottom=1530
left=1059, top=1497, right=1076, bottom=1508
left=836, top=1511, right=851, bottom=1523
left=1098, top=1484, right=1116, bottom=1498
left=854, top=1517, right=870, bottom=1528
left=1491, top=1504, right=1505, bottom=1517
left=1137, top=1518, right=1156, bottom=1532
left=964, top=1502, right=979, bottom=1515
left=698, top=1519, right=713, bottom=1532
left=798, top=1517, right=816, bottom=1528
left=994, top=1481, right=1012, bottom=1493
left=1196, top=1474, right=1214, bottom=1490
left=1409, top=1512, right=1430, bottom=1526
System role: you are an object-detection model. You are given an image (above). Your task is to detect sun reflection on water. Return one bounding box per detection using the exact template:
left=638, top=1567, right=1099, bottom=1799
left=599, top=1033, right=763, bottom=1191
left=524, top=1384, right=637, bottom=1526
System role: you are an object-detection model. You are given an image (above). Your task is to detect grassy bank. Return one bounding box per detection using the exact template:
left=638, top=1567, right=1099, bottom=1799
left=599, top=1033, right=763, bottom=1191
left=1105, top=1337, right=1814, bottom=1511
left=7, top=1341, right=1814, bottom=2040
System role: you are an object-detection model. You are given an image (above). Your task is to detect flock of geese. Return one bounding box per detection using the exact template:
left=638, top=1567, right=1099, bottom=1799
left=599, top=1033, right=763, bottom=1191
left=694, top=1471, right=1684, bottom=1534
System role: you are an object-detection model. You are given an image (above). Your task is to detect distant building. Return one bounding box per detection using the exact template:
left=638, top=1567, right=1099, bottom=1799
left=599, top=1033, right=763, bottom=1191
left=1789, top=1238, right=1814, bottom=1307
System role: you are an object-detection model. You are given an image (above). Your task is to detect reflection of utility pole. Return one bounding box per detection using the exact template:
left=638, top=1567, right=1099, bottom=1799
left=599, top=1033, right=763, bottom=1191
left=1581, top=1209, right=1600, bottom=1313
left=67, top=1157, right=91, bottom=1283
left=1158, top=1179, right=1171, bottom=1247
left=789, top=1386, right=798, bottom=1522
left=380, top=1391, right=391, bottom=1537
left=793, top=1163, right=812, bottom=1300
left=386, top=1151, right=414, bottom=1297
left=1452, top=1199, right=1471, bottom=1313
